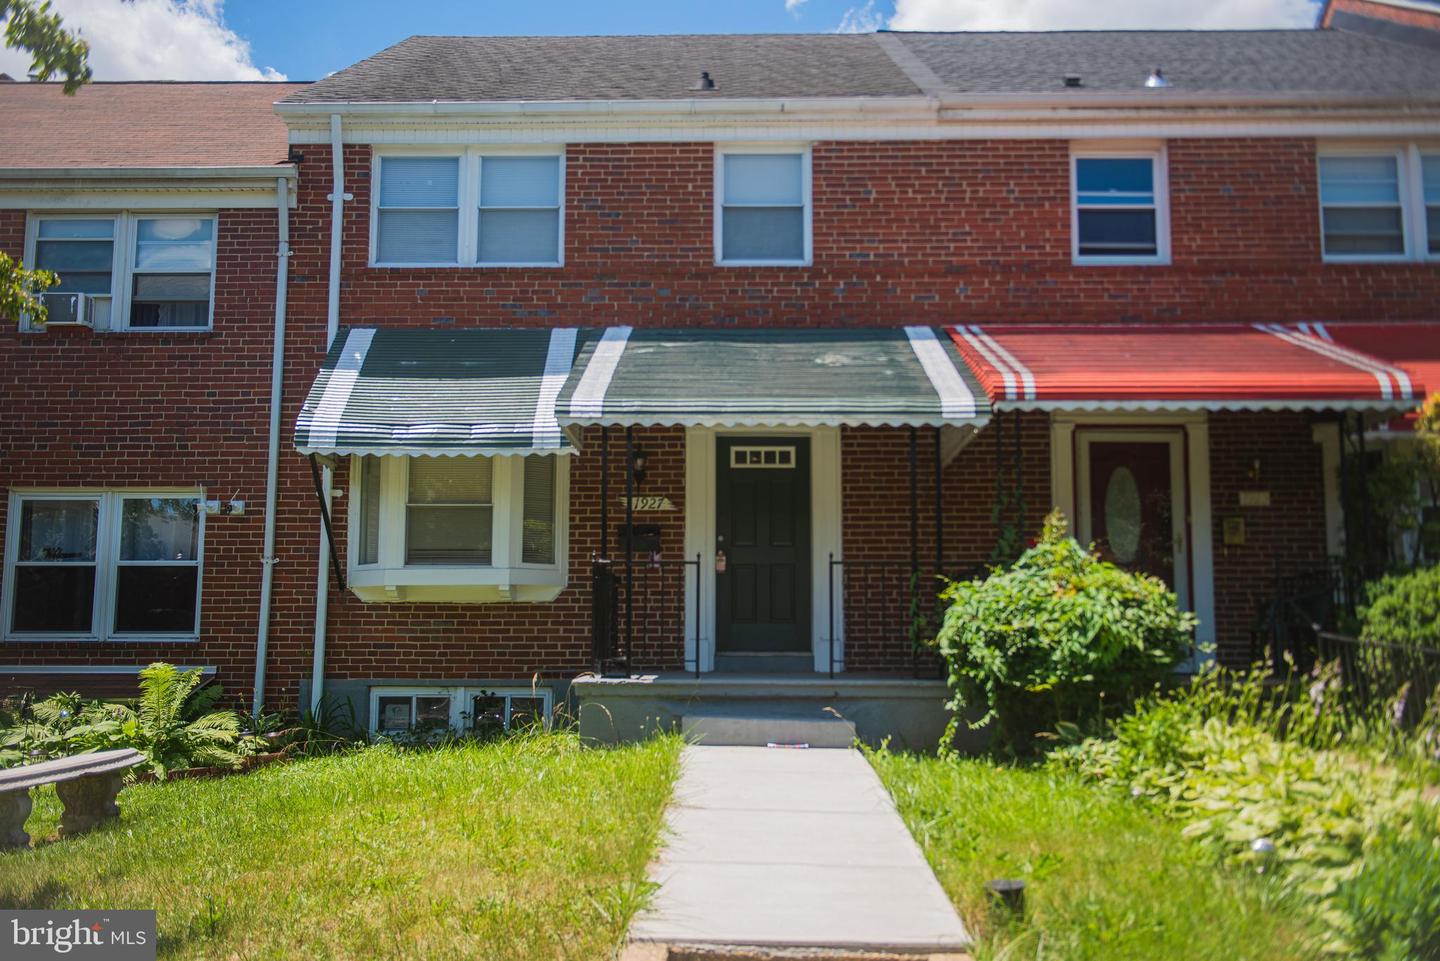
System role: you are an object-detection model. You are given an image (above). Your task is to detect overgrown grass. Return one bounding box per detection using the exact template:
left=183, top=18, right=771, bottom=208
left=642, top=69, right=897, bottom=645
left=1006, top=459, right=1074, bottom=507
left=871, top=751, right=1321, bottom=961
left=1, top=732, right=681, bottom=960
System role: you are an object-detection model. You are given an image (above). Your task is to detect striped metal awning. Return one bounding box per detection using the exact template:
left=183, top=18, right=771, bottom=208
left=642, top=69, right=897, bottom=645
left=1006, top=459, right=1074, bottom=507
left=294, top=326, right=580, bottom=457
left=555, top=326, right=990, bottom=430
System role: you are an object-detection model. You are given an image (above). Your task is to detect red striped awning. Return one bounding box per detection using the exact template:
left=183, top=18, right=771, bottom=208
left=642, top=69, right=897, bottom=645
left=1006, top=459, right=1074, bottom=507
left=946, top=323, right=1435, bottom=412
left=1308, top=322, right=1440, bottom=432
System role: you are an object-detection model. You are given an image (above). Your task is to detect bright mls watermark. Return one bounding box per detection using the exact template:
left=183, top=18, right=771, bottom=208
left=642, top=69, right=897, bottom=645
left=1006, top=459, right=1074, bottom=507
left=3, top=911, right=155, bottom=960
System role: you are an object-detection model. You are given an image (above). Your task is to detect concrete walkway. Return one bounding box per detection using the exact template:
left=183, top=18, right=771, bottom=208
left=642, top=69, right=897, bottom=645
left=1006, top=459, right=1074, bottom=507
left=629, top=745, right=971, bottom=954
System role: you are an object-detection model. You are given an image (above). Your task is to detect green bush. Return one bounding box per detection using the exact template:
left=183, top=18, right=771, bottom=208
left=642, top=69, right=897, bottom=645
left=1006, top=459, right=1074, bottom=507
left=1051, top=666, right=1440, bottom=958
left=934, top=510, right=1195, bottom=752
left=0, top=663, right=257, bottom=777
left=1360, top=564, right=1440, bottom=650
left=1335, top=823, right=1440, bottom=961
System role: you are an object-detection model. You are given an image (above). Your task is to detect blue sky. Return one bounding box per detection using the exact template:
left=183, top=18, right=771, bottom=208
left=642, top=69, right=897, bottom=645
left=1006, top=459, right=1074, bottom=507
left=0, top=0, right=1324, bottom=83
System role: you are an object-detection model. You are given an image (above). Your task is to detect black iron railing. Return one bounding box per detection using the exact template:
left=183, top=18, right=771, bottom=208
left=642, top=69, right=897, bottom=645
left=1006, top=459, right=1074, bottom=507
left=1316, top=631, right=1440, bottom=728
left=1250, top=559, right=1369, bottom=672
left=826, top=557, right=986, bottom=680
left=591, top=554, right=701, bottom=678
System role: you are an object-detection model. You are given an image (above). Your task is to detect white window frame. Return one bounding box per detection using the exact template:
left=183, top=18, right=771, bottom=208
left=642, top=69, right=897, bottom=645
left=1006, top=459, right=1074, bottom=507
left=1413, top=146, right=1440, bottom=262
left=21, top=212, right=218, bottom=332
left=346, top=454, right=569, bottom=602
left=714, top=144, right=813, bottom=267
left=1316, top=146, right=1414, bottom=264
left=367, top=685, right=552, bottom=735
left=368, top=146, right=566, bottom=269
left=1070, top=146, right=1171, bottom=267
left=1, top=489, right=206, bottom=643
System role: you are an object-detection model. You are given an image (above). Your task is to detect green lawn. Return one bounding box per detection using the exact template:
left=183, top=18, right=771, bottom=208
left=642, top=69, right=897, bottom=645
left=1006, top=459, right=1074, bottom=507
left=871, top=751, right=1321, bottom=961
left=1, top=733, right=681, bottom=961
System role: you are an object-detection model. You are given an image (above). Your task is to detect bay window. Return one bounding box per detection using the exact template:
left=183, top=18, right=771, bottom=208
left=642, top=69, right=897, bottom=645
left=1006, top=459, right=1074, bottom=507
left=4, top=492, right=204, bottom=640
left=371, top=150, right=564, bottom=267
left=23, top=213, right=216, bottom=331
left=349, top=454, right=568, bottom=603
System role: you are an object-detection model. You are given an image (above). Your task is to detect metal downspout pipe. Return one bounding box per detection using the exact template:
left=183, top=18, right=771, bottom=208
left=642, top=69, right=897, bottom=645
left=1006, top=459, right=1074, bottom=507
left=251, top=175, right=292, bottom=717
left=310, top=114, right=346, bottom=716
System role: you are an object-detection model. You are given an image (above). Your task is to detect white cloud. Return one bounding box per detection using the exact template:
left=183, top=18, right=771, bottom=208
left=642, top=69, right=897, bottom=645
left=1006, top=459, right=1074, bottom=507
left=837, top=0, right=885, bottom=33
left=889, top=0, right=1318, bottom=31
left=785, top=0, right=808, bottom=14
left=0, top=0, right=285, bottom=81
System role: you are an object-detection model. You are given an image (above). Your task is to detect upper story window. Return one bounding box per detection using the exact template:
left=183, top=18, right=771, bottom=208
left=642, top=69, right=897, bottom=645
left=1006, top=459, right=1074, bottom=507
left=716, top=148, right=811, bottom=266
left=1317, top=145, right=1439, bottom=262
left=3, top=492, right=204, bottom=641
left=371, top=150, right=564, bottom=267
left=349, top=454, right=567, bottom=603
left=24, top=213, right=216, bottom=331
left=1071, top=150, right=1170, bottom=265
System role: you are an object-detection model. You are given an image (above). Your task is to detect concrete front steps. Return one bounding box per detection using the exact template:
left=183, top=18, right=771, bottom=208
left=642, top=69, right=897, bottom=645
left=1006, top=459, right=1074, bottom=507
left=681, top=709, right=858, bottom=748
left=623, top=943, right=972, bottom=960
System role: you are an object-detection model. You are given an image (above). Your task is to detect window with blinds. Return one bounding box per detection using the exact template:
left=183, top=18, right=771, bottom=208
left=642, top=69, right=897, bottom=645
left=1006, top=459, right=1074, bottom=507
left=478, top=156, right=562, bottom=265
left=358, top=456, right=382, bottom=565
left=718, top=152, right=808, bottom=264
left=376, top=156, right=461, bottom=264
left=522, top=456, right=556, bottom=564
left=405, top=456, right=493, bottom=565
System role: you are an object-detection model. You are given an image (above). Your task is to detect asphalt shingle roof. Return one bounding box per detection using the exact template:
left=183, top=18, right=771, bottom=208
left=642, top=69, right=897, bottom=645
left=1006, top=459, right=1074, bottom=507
left=0, top=81, right=307, bottom=169
left=280, top=30, right=1440, bottom=105
left=900, top=30, right=1440, bottom=96
left=281, top=35, right=921, bottom=103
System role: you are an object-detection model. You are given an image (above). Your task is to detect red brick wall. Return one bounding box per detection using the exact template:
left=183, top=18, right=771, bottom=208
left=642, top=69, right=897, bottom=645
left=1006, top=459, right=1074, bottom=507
left=1323, top=0, right=1440, bottom=31
left=0, top=207, right=280, bottom=704
left=4, top=133, right=1419, bottom=708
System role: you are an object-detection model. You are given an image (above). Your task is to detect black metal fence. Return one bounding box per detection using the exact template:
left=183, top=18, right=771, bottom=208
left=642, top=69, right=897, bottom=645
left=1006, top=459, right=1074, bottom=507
left=826, top=557, right=986, bottom=679
left=1316, top=631, right=1440, bottom=728
left=1250, top=559, right=1368, bottom=671
left=591, top=554, right=701, bottom=678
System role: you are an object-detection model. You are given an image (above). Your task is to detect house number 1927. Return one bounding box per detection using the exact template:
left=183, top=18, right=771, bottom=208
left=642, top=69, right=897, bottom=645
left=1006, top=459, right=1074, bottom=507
left=624, top=496, right=675, bottom=512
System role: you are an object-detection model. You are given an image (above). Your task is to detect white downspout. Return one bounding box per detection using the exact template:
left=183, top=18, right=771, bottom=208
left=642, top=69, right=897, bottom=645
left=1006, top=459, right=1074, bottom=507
left=251, top=174, right=292, bottom=717
left=310, top=114, right=346, bottom=716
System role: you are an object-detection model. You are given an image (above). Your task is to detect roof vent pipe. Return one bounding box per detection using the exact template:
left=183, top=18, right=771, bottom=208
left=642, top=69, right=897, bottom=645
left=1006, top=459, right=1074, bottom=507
left=1063, top=74, right=1082, bottom=88
left=693, top=70, right=716, bottom=91
left=1145, top=68, right=1170, bottom=88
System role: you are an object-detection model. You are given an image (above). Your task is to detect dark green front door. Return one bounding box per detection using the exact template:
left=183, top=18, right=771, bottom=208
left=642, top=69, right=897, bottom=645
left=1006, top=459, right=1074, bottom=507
left=716, top=437, right=811, bottom=653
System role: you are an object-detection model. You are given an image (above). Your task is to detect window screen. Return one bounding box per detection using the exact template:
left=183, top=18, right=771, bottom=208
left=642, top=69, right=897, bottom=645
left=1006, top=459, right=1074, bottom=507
left=1319, top=155, right=1405, bottom=257
left=522, top=456, right=557, bottom=564
left=720, top=153, right=806, bottom=263
left=377, top=156, right=460, bottom=264
left=1075, top=157, right=1159, bottom=259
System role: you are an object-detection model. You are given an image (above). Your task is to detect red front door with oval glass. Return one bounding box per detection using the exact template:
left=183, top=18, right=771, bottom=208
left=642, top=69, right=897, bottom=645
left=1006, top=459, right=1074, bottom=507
left=1077, top=433, right=1189, bottom=606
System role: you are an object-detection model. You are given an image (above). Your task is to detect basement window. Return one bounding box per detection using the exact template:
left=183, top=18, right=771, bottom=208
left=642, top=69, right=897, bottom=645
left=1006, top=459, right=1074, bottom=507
left=369, top=686, right=552, bottom=736
left=348, top=454, right=568, bottom=604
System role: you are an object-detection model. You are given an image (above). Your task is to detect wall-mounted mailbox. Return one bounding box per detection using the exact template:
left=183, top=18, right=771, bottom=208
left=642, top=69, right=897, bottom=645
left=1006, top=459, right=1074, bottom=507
left=616, top=523, right=662, bottom=555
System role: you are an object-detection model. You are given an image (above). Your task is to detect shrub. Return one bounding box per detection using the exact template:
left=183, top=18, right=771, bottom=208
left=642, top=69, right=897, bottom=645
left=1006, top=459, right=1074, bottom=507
left=1360, top=564, right=1440, bottom=650
left=934, top=510, right=1195, bottom=752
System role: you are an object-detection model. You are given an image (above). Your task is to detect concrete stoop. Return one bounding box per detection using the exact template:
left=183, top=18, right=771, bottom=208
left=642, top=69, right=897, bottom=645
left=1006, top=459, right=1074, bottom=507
left=680, top=709, right=858, bottom=748
left=621, top=943, right=971, bottom=961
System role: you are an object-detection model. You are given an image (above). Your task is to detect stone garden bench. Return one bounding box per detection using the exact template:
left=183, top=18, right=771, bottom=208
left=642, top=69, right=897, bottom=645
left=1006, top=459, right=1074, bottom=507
left=0, top=748, right=145, bottom=848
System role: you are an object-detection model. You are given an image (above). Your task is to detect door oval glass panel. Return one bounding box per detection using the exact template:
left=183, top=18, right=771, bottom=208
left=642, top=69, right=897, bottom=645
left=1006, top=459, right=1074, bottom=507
left=1103, top=466, right=1142, bottom=563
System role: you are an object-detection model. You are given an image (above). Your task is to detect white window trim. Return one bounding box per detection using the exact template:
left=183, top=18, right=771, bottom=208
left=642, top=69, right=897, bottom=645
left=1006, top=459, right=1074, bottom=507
left=368, top=146, right=566, bottom=269
left=713, top=144, right=813, bottom=267
left=1070, top=147, right=1171, bottom=267
left=1, top=489, right=206, bottom=643
left=1317, top=145, right=1415, bottom=264
left=367, top=685, right=552, bottom=735
left=22, top=211, right=218, bottom=332
left=346, top=454, right=569, bottom=602
left=1412, top=145, right=1440, bottom=263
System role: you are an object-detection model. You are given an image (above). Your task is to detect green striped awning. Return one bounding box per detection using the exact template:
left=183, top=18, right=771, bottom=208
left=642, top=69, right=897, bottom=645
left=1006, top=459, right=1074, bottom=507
left=555, top=327, right=990, bottom=429
left=294, top=327, right=580, bottom=457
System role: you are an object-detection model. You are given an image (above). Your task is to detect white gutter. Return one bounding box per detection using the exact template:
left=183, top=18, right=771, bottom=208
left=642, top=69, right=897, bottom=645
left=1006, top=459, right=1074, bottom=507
left=274, top=96, right=939, bottom=120
left=251, top=175, right=291, bottom=718
left=310, top=114, right=346, bottom=716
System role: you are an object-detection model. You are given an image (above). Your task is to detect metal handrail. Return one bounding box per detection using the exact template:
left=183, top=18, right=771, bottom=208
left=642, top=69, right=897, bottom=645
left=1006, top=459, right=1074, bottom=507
left=590, top=553, right=701, bottom=678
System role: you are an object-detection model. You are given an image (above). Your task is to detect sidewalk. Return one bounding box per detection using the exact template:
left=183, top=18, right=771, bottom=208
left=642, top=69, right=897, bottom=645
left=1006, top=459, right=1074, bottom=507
left=628, top=745, right=971, bottom=955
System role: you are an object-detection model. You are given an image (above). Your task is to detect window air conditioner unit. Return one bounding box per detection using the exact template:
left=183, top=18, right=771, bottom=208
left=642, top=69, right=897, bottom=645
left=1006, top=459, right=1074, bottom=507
left=39, top=292, right=94, bottom=328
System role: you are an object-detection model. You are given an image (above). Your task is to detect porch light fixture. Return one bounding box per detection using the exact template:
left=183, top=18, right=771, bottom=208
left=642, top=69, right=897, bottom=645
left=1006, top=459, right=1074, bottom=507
left=629, top=445, right=649, bottom=487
